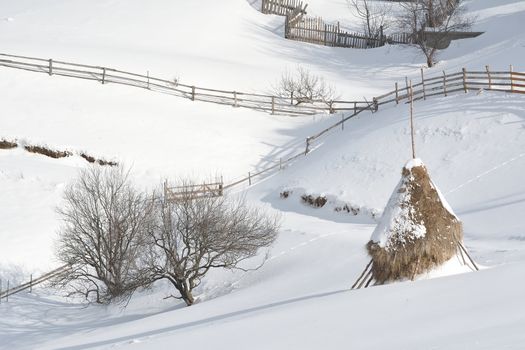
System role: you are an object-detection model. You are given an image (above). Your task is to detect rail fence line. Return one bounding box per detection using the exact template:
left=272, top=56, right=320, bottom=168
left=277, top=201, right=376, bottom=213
left=214, top=65, right=525, bottom=191
left=0, top=264, right=71, bottom=302
left=0, top=53, right=372, bottom=116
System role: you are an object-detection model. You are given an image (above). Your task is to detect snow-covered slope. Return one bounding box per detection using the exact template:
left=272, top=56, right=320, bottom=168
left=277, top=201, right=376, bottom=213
left=2, top=0, right=525, bottom=349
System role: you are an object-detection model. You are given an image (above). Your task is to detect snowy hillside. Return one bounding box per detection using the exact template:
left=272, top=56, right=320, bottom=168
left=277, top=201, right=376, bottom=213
left=1, top=0, right=525, bottom=349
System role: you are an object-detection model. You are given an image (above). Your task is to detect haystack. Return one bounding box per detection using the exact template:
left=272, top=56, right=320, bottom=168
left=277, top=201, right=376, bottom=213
left=353, top=158, right=473, bottom=289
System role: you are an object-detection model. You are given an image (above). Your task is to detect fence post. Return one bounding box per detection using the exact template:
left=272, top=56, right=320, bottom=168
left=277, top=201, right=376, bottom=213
left=285, top=14, right=289, bottom=38
left=510, top=64, right=514, bottom=92
left=379, top=25, right=384, bottom=46
left=279, top=158, right=283, bottom=170
left=372, top=97, right=378, bottom=112
left=462, top=67, right=468, bottom=93
left=395, top=82, right=399, bottom=104
left=233, top=91, right=238, bottom=107
left=6, top=280, right=9, bottom=302
left=102, top=67, right=106, bottom=84
left=341, top=113, right=344, bottom=130
left=405, top=76, right=409, bottom=96
left=48, top=59, right=53, bottom=76
left=271, top=96, right=275, bottom=114
left=248, top=172, right=252, bottom=186
left=329, top=100, right=334, bottom=114
left=421, top=68, right=426, bottom=100
left=353, top=102, right=356, bottom=114
left=443, top=71, right=447, bottom=97
left=191, top=86, right=195, bottom=101
left=30, top=274, right=33, bottom=293
left=290, top=91, right=294, bottom=105
left=486, top=65, right=492, bottom=90
left=147, top=71, right=150, bottom=89
left=305, top=137, right=310, bottom=154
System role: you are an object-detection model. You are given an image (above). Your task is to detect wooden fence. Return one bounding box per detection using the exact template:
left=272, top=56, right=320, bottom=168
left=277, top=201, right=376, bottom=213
left=164, top=180, right=224, bottom=201
left=0, top=53, right=372, bottom=116
left=286, top=16, right=386, bottom=49
left=0, top=264, right=71, bottom=302
left=219, top=66, right=525, bottom=190
left=262, top=0, right=420, bottom=49
left=261, top=0, right=306, bottom=16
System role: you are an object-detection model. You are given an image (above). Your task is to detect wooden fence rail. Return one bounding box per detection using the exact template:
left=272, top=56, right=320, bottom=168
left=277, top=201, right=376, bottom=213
left=0, top=264, right=71, bottom=301
left=0, top=57, right=520, bottom=194
left=0, top=53, right=373, bottom=116
left=218, top=66, right=525, bottom=190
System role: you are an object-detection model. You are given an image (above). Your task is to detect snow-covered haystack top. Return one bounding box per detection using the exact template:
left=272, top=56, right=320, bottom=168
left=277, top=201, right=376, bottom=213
left=367, top=159, right=462, bottom=284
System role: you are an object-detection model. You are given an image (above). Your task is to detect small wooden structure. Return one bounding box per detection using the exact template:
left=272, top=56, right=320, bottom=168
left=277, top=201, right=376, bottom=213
left=164, top=180, right=224, bottom=202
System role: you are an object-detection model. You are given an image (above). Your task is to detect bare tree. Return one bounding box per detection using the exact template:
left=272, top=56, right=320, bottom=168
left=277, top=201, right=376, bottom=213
left=398, top=0, right=473, bottom=67
left=145, top=183, right=280, bottom=306
left=274, top=67, right=338, bottom=108
left=55, top=166, right=155, bottom=304
left=348, top=0, right=391, bottom=45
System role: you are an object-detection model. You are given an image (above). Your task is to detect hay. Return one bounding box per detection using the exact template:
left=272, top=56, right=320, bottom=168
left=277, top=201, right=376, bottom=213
left=367, top=160, right=463, bottom=284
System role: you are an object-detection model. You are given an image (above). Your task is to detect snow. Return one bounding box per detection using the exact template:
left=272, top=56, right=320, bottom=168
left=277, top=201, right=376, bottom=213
left=405, top=157, right=424, bottom=169
left=371, top=181, right=427, bottom=249
left=369, top=159, right=427, bottom=249
left=1, top=0, right=525, bottom=348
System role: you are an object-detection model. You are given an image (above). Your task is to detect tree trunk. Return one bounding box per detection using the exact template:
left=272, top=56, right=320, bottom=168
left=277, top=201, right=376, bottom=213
left=166, top=277, right=195, bottom=306
left=181, top=289, right=195, bottom=306
left=427, top=56, right=433, bottom=67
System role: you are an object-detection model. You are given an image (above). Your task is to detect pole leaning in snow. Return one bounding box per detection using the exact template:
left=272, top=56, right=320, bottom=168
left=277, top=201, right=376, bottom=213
left=409, top=80, right=416, bottom=160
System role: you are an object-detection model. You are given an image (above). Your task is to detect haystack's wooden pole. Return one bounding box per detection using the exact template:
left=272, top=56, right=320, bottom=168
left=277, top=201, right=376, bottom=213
left=409, top=80, right=416, bottom=159
left=351, top=259, right=373, bottom=289
left=364, top=274, right=374, bottom=288
left=458, top=242, right=479, bottom=271
left=356, top=270, right=372, bottom=289
left=456, top=244, right=467, bottom=266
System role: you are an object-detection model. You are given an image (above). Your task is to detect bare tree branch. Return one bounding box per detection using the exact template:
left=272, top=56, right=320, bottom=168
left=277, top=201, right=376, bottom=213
left=144, top=180, right=280, bottom=306
left=54, top=166, right=155, bottom=304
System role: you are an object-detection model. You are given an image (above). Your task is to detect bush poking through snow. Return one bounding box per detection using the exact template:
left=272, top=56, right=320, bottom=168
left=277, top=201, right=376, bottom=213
left=334, top=204, right=360, bottom=216
left=280, top=190, right=291, bottom=199
left=80, top=153, right=118, bottom=167
left=0, top=139, right=17, bottom=149
left=144, top=181, right=280, bottom=306
left=24, top=145, right=72, bottom=159
left=55, top=166, right=155, bottom=304
left=301, top=194, right=328, bottom=208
